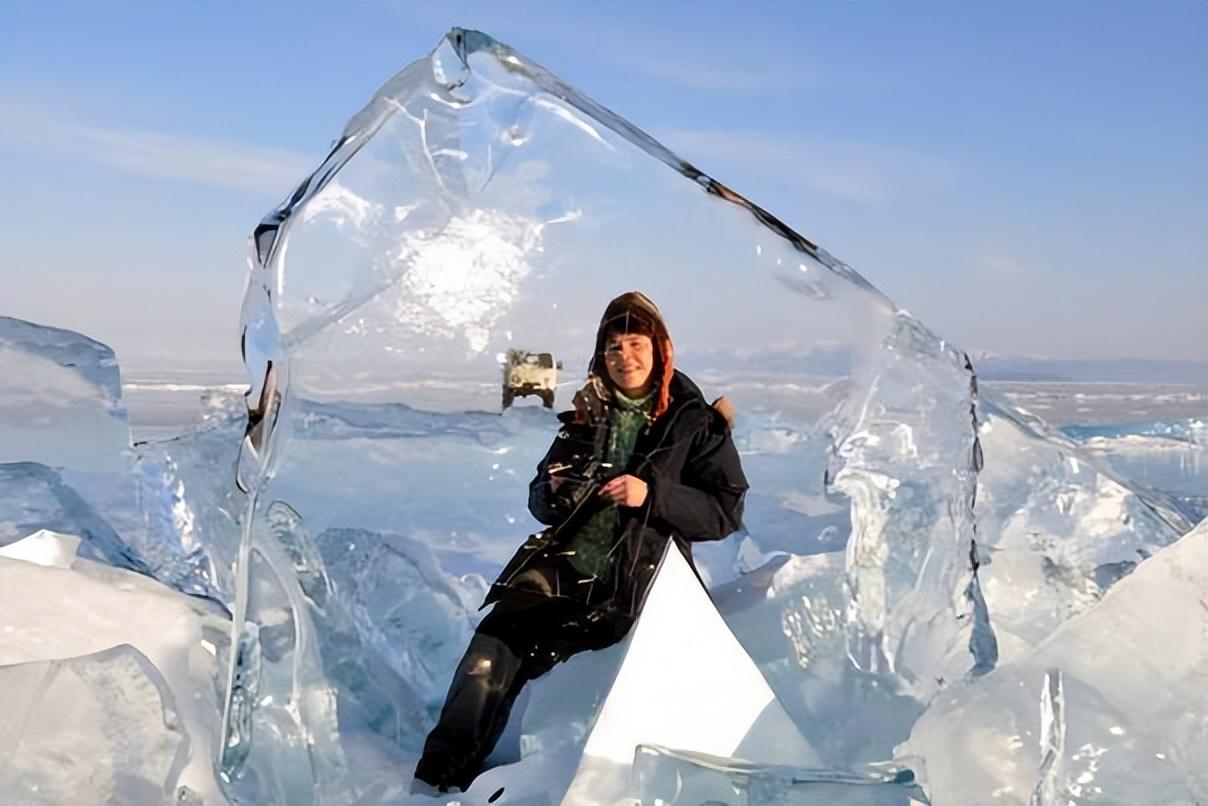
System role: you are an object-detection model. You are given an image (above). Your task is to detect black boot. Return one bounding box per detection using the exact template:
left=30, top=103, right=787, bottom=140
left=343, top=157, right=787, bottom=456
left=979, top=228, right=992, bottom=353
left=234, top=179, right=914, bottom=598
left=414, top=632, right=527, bottom=792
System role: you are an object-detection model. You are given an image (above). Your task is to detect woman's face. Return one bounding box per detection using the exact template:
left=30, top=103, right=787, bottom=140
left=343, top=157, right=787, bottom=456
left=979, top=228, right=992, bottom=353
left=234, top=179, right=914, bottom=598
left=604, top=332, right=655, bottom=397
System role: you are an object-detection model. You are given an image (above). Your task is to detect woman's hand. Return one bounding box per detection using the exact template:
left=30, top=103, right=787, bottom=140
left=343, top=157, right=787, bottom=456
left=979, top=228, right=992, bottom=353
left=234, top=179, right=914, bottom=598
left=599, top=474, right=648, bottom=507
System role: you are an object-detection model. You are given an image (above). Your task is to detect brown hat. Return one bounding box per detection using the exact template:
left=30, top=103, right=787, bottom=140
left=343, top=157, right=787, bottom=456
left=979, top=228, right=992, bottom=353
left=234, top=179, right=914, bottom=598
left=588, top=291, right=675, bottom=418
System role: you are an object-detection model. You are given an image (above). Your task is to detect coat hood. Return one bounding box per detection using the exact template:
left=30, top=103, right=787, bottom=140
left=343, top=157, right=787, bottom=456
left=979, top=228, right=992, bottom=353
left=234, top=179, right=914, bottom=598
left=587, top=291, right=676, bottom=419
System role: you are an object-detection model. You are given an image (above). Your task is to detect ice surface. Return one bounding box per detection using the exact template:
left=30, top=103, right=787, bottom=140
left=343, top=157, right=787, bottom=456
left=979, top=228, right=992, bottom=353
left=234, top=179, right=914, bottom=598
left=989, top=381, right=1206, bottom=426
left=990, top=381, right=1207, bottom=522
left=0, top=644, right=190, bottom=805
left=217, top=28, right=989, bottom=800
left=900, top=519, right=1208, bottom=805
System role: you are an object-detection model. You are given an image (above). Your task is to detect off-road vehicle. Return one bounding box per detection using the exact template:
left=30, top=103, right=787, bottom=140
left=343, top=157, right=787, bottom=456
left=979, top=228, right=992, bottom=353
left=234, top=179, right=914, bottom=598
left=502, top=350, right=561, bottom=410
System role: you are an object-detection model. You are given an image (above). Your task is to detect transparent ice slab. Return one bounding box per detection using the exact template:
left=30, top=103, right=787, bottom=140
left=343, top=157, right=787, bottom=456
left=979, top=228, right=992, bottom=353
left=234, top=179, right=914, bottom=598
left=218, top=27, right=988, bottom=800
left=313, top=523, right=485, bottom=712
left=713, top=551, right=931, bottom=767
left=0, top=644, right=190, bottom=805
left=130, top=406, right=246, bottom=601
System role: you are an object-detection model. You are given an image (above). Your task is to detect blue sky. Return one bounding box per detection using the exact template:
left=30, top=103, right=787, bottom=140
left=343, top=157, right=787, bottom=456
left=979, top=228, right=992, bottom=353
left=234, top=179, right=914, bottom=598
left=1, top=1, right=1204, bottom=373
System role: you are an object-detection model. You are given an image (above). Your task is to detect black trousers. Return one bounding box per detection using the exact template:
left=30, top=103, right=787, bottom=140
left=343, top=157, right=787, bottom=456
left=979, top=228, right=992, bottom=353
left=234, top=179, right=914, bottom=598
left=413, top=593, right=633, bottom=792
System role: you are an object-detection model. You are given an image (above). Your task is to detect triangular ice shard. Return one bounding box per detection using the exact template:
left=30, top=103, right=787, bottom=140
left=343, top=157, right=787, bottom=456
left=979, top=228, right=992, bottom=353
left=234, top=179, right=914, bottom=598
left=450, top=545, right=817, bottom=804
left=0, top=528, right=81, bottom=568
left=564, top=545, right=818, bottom=801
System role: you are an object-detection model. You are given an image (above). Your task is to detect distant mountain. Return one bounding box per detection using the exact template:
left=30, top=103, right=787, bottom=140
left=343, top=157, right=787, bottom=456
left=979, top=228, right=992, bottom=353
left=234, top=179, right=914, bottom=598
left=684, top=346, right=1206, bottom=387
left=970, top=354, right=1207, bottom=386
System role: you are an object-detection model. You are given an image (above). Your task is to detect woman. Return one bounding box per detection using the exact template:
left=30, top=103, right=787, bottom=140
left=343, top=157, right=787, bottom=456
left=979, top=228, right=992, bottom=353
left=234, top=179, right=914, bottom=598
left=414, top=291, right=748, bottom=792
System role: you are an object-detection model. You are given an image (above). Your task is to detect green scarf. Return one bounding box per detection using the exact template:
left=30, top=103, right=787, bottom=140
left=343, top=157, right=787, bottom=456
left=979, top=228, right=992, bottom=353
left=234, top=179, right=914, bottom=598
left=564, top=388, right=653, bottom=579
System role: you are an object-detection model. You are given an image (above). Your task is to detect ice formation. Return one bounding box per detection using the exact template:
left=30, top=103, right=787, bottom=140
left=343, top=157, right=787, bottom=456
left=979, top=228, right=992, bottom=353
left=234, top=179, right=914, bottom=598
left=219, top=28, right=991, bottom=800
left=0, top=644, right=190, bottom=804
left=130, top=401, right=246, bottom=601
left=0, top=460, right=149, bottom=573
left=0, top=315, right=127, bottom=472
left=1071, top=418, right=1207, bottom=523
left=972, top=398, right=1190, bottom=654
left=901, top=519, right=1207, bottom=805
left=1, top=26, right=1203, bottom=806
left=0, top=317, right=147, bottom=568
left=0, top=530, right=230, bottom=804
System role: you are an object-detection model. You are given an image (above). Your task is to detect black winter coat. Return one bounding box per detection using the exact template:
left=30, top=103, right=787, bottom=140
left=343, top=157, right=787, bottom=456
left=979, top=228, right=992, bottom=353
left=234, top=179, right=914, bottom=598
left=483, top=371, right=748, bottom=618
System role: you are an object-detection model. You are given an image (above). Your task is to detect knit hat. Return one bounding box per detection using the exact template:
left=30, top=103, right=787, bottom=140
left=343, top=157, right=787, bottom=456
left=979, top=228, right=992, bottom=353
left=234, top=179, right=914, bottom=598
left=587, top=291, right=675, bottom=419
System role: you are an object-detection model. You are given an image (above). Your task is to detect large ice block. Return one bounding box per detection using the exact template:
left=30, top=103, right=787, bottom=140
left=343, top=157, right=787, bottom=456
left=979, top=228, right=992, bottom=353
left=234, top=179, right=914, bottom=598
left=0, top=533, right=232, bottom=805
left=0, top=644, right=189, bottom=805
left=706, top=393, right=1192, bottom=770
left=0, top=317, right=149, bottom=559
left=0, top=315, right=127, bottom=472
left=314, top=525, right=484, bottom=707
left=271, top=504, right=463, bottom=750
left=974, top=397, right=1189, bottom=652
left=900, top=519, right=1207, bottom=805
left=714, top=550, right=930, bottom=767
